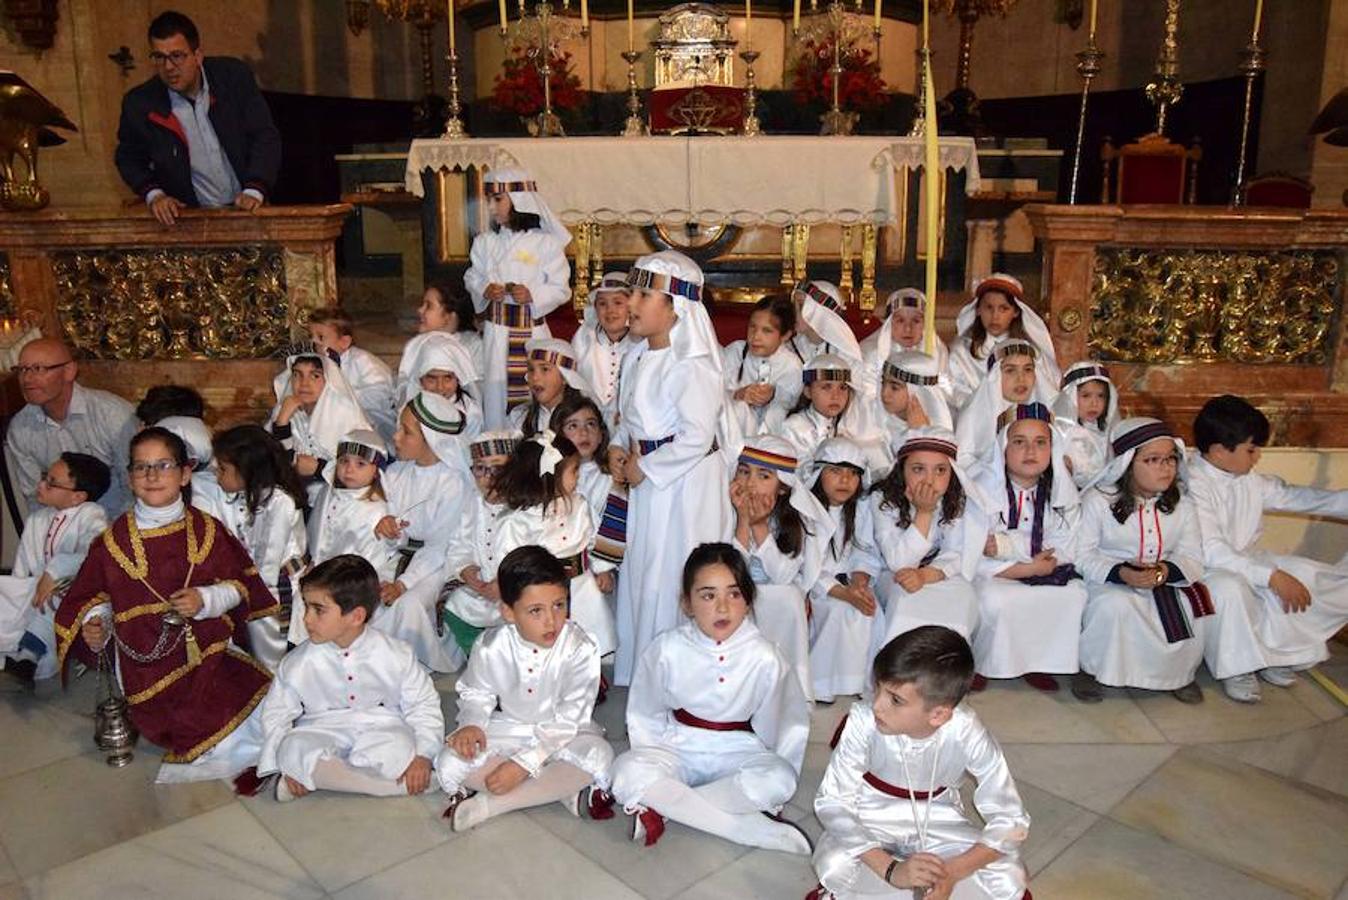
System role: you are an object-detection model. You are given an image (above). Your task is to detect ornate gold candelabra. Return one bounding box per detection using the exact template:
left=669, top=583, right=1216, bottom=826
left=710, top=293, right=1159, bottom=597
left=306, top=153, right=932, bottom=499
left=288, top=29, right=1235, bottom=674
left=1231, top=35, right=1266, bottom=205
left=621, top=49, right=648, bottom=137
left=1145, top=0, right=1183, bottom=135
left=794, top=0, right=875, bottom=136
left=502, top=1, right=588, bottom=138
left=444, top=47, right=468, bottom=138
left=1068, top=36, right=1103, bottom=204
left=739, top=48, right=761, bottom=136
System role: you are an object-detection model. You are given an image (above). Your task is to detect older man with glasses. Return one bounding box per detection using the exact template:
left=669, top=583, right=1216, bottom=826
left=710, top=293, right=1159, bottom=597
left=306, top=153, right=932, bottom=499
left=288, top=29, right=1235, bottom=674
left=113, top=10, right=281, bottom=226
left=4, top=338, right=137, bottom=516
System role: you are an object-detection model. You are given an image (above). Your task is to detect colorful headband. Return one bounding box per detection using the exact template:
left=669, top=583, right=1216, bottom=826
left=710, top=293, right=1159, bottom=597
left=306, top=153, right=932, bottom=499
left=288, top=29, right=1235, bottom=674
left=286, top=341, right=340, bottom=367
left=336, top=441, right=386, bottom=463
left=738, top=446, right=798, bottom=474
left=897, top=437, right=958, bottom=459
left=409, top=393, right=464, bottom=435
left=997, top=401, right=1053, bottom=432
left=995, top=340, right=1039, bottom=362
left=1063, top=365, right=1111, bottom=387
left=486, top=180, right=537, bottom=193
left=1111, top=421, right=1174, bottom=457
left=795, top=281, right=843, bottom=313
left=803, top=368, right=852, bottom=385
left=974, top=276, right=1024, bottom=302
left=528, top=348, right=577, bottom=370
left=882, top=362, right=940, bottom=386
left=627, top=267, right=702, bottom=302
left=471, top=437, right=517, bottom=460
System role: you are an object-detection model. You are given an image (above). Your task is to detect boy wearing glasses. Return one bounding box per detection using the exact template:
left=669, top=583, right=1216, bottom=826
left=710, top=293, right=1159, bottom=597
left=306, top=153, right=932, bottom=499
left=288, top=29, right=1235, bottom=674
left=0, top=453, right=110, bottom=690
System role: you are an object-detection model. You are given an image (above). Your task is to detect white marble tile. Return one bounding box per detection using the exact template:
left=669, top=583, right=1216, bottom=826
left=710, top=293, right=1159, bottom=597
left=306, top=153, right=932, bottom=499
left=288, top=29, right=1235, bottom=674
left=0, top=883, right=27, bottom=900
left=1130, top=678, right=1323, bottom=744
left=1110, top=747, right=1348, bottom=898
left=671, top=847, right=817, bottom=899
left=1207, top=719, right=1348, bottom=799
left=241, top=787, right=454, bottom=892
left=808, top=701, right=853, bottom=745
left=24, top=804, right=322, bottom=900
left=1288, top=666, right=1348, bottom=724
left=1015, top=782, right=1101, bottom=877
left=0, top=748, right=234, bottom=878
left=965, top=682, right=1167, bottom=744
left=1002, top=743, right=1178, bottom=814
left=0, top=845, right=16, bottom=886
left=333, top=813, right=642, bottom=899
left=526, top=798, right=750, bottom=900
left=0, top=696, right=97, bottom=781
left=1032, top=818, right=1297, bottom=900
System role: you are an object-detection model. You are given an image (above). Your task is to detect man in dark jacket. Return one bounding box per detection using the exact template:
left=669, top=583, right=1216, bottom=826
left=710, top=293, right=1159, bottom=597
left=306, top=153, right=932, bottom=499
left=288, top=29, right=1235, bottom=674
left=114, top=11, right=281, bottom=226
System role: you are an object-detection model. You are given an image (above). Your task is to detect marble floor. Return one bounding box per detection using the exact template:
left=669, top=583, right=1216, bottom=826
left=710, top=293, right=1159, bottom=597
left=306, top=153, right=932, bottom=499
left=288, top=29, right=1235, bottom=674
left=1, top=646, right=1346, bottom=900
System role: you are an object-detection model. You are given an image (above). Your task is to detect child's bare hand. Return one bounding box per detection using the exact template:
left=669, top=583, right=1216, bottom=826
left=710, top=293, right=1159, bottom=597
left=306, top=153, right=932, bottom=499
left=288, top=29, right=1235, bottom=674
left=894, top=567, right=925, bottom=593
left=984, top=534, right=999, bottom=557
left=277, top=395, right=303, bottom=423
left=379, top=581, right=406, bottom=606
left=905, top=480, right=941, bottom=514
left=841, top=585, right=877, bottom=616
left=284, top=775, right=310, bottom=799
left=31, top=572, right=56, bottom=609
left=447, top=725, right=486, bottom=760
left=594, top=570, right=616, bottom=593
left=742, top=383, right=774, bottom=407
left=461, top=565, right=485, bottom=592
left=891, top=852, right=947, bottom=888
left=81, top=615, right=108, bottom=652
left=168, top=587, right=204, bottom=618
left=747, top=491, right=775, bottom=526
left=924, top=875, right=956, bottom=900
left=1120, top=564, right=1161, bottom=589
left=481, top=579, right=502, bottom=601
left=294, top=454, right=320, bottom=477
left=1028, top=549, right=1058, bottom=576
left=485, top=759, right=529, bottom=795
left=623, top=450, right=646, bottom=487
left=906, top=403, right=930, bottom=428
left=606, top=446, right=629, bottom=483
left=398, top=755, right=433, bottom=795
left=1270, top=569, right=1312, bottom=613
left=484, top=283, right=506, bottom=301
left=509, top=284, right=533, bottom=303
left=374, top=515, right=403, bottom=539
left=729, top=480, right=752, bottom=515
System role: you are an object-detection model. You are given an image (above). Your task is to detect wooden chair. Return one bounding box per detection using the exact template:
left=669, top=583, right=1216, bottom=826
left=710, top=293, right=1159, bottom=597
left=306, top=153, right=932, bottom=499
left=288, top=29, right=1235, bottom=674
left=1242, top=172, right=1314, bottom=209
left=1100, top=133, right=1201, bottom=204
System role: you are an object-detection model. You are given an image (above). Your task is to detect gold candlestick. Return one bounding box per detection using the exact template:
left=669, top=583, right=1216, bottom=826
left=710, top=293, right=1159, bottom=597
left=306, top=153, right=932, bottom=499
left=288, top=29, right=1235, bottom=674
left=1067, top=37, right=1103, bottom=204
left=1230, top=37, right=1266, bottom=205
left=1145, top=0, right=1183, bottom=136
left=501, top=0, right=589, bottom=138
left=621, top=49, right=648, bottom=137
left=443, top=47, right=468, bottom=138
left=739, top=48, right=762, bottom=136
left=796, top=0, right=871, bottom=136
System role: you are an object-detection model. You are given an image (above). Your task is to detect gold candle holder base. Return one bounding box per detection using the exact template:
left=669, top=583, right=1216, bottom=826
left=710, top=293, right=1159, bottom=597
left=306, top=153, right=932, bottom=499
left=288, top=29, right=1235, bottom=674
left=444, top=48, right=468, bottom=139
left=739, top=49, right=762, bottom=136
left=621, top=50, right=648, bottom=137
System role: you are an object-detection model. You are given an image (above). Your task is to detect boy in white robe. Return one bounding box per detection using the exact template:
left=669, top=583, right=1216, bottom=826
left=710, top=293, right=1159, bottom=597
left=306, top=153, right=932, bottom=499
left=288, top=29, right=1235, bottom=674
left=810, top=626, right=1030, bottom=900
left=0, top=452, right=109, bottom=688
left=259, top=554, right=444, bottom=801
left=572, top=272, right=636, bottom=426
left=1188, top=395, right=1348, bottom=691
left=308, top=306, right=398, bottom=441
left=438, top=545, right=614, bottom=830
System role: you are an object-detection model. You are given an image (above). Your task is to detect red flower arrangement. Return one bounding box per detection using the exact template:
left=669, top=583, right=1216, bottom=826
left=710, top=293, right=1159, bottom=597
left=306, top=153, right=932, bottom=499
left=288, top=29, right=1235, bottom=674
left=790, top=40, right=887, bottom=111
left=491, top=48, right=586, bottom=117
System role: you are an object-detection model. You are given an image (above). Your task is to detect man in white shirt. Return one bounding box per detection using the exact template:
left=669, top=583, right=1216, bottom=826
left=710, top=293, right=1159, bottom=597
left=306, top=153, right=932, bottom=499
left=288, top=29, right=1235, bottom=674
left=5, top=338, right=137, bottom=517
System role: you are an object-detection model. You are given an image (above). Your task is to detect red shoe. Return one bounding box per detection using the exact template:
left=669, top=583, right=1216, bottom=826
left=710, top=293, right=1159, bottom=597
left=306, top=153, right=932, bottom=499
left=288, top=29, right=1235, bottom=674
left=1023, top=672, right=1060, bottom=693
left=632, top=808, right=666, bottom=847
left=588, top=787, right=617, bottom=820
left=970, top=673, right=989, bottom=692
left=232, top=767, right=265, bottom=797
left=804, top=884, right=836, bottom=900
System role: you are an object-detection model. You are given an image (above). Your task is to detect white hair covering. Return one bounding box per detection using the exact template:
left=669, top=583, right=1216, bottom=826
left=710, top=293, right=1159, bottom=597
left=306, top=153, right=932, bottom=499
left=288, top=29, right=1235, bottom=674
left=628, top=250, right=721, bottom=374
left=484, top=167, right=572, bottom=246
left=736, top=434, right=834, bottom=588
left=157, top=415, right=213, bottom=467
left=525, top=337, right=597, bottom=399
left=1089, top=417, right=1187, bottom=492
left=272, top=343, right=374, bottom=468
left=881, top=349, right=953, bottom=431
left=1052, top=360, right=1119, bottom=431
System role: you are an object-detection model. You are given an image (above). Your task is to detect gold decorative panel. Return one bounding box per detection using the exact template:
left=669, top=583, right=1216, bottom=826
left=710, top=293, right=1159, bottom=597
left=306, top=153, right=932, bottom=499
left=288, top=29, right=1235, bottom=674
left=652, top=3, right=736, bottom=87
left=0, top=254, right=15, bottom=320
left=52, top=247, right=289, bottom=360
left=1089, top=248, right=1340, bottom=365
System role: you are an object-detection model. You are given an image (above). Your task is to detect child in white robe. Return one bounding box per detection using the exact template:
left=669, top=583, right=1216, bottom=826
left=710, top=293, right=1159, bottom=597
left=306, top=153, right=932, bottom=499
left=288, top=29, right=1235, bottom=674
left=867, top=429, right=988, bottom=656
left=572, top=272, right=636, bottom=426
left=214, top=424, right=309, bottom=671
left=1073, top=418, right=1263, bottom=705
left=259, top=555, right=443, bottom=801
left=611, top=542, right=812, bottom=854
left=806, top=439, right=881, bottom=703
left=790, top=280, right=865, bottom=378
left=510, top=338, right=594, bottom=438
left=730, top=435, right=834, bottom=702
left=1188, top=395, right=1348, bottom=689
left=373, top=392, right=475, bottom=672
left=722, top=294, right=804, bottom=437
left=948, top=274, right=1060, bottom=410
left=608, top=251, right=734, bottom=686
left=443, top=430, right=519, bottom=656
left=438, top=546, right=614, bottom=830
left=400, top=332, right=483, bottom=461
left=464, top=168, right=572, bottom=429
left=782, top=354, right=870, bottom=460
left=972, top=403, right=1088, bottom=692
left=0, top=452, right=108, bottom=687
left=811, top=626, right=1030, bottom=900
left=490, top=430, right=616, bottom=658
left=860, top=288, right=951, bottom=400
left=308, top=306, right=397, bottom=441
left=955, top=340, right=1050, bottom=478
left=396, top=284, right=485, bottom=406
left=873, top=350, right=953, bottom=476
left=1052, top=361, right=1119, bottom=490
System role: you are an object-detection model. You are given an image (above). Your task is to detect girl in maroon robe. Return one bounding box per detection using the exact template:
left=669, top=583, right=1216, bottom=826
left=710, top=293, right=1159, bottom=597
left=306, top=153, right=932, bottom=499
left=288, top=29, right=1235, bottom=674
left=55, top=427, right=279, bottom=782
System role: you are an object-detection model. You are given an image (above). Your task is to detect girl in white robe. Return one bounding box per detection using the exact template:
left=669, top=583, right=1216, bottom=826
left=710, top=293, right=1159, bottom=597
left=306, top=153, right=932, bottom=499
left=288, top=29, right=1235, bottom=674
left=722, top=294, right=804, bottom=437
left=464, top=168, right=573, bottom=429
left=490, top=430, right=617, bottom=657
left=549, top=394, right=628, bottom=590
left=1052, top=361, right=1120, bottom=490
left=955, top=339, right=1052, bottom=478
left=782, top=354, right=872, bottom=460
left=509, top=338, right=595, bottom=438
left=972, top=404, right=1088, bottom=689
left=859, top=288, right=951, bottom=402
left=610, top=543, right=812, bottom=854
left=867, top=429, right=989, bottom=657
left=872, top=349, right=954, bottom=477
left=948, top=274, right=1061, bottom=410
left=571, top=271, right=636, bottom=426
left=609, top=251, right=734, bottom=686
left=400, top=332, right=483, bottom=467
left=396, top=284, right=484, bottom=407
left=213, top=424, right=309, bottom=670
left=302, top=431, right=398, bottom=644
left=730, top=435, right=835, bottom=702
left=805, top=439, right=881, bottom=703
left=790, top=281, right=865, bottom=381
left=372, top=393, right=475, bottom=673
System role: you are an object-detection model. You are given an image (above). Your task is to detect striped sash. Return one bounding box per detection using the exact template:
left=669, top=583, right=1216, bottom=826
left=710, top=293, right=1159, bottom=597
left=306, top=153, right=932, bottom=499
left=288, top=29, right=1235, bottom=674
left=592, top=486, right=629, bottom=565
left=1153, top=581, right=1216, bottom=643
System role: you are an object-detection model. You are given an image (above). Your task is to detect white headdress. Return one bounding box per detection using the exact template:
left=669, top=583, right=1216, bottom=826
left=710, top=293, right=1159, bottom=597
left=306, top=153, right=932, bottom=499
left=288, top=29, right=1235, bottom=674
left=483, top=167, right=572, bottom=246
left=806, top=436, right=871, bottom=490
left=405, top=389, right=471, bottom=469
left=404, top=331, right=480, bottom=404
left=525, top=337, right=597, bottom=399
left=628, top=250, right=721, bottom=373
left=988, top=401, right=1080, bottom=511
left=1090, top=417, right=1186, bottom=492
left=955, top=273, right=1059, bottom=381
left=582, top=271, right=631, bottom=328
left=736, top=434, right=834, bottom=588
left=887, top=426, right=989, bottom=579
left=272, top=342, right=374, bottom=466
left=793, top=280, right=863, bottom=373
left=955, top=339, right=1053, bottom=475
left=1052, top=360, right=1119, bottom=433
left=880, top=349, right=953, bottom=431
left=157, top=416, right=213, bottom=468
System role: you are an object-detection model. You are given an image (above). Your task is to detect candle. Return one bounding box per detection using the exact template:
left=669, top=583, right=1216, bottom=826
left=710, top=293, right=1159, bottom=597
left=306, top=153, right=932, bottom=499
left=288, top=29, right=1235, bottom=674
left=744, top=0, right=750, bottom=29
left=581, top=0, right=587, bottom=28
left=874, top=0, right=882, bottom=29
left=499, top=0, right=507, bottom=31
left=793, top=0, right=800, bottom=32
left=1251, top=0, right=1263, bottom=41
left=922, top=0, right=929, bottom=46
left=1088, top=0, right=1097, bottom=39
left=627, top=0, right=634, bottom=51
left=562, top=0, right=568, bottom=8
left=447, top=0, right=456, bottom=53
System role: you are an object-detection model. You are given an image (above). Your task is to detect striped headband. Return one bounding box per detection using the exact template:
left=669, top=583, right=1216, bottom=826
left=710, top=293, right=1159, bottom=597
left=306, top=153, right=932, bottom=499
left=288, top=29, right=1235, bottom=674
left=1111, top=421, right=1174, bottom=456
left=974, top=276, right=1024, bottom=301
left=486, top=180, right=537, bottom=193
left=882, top=362, right=939, bottom=386
left=995, top=340, right=1038, bottom=362
left=898, top=437, right=958, bottom=459
left=471, top=437, right=518, bottom=460
left=1063, top=365, right=1110, bottom=387
left=627, top=267, right=702, bottom=302
left=997, top=401, right=1053, bottom=432
left=286, top=341, right=340, bottom=367
left=409, top=394, right=463, bottom=435
left=528, top=348, right=577, bottom=370
left=336, top=441, right=386, bottom=463
left=796, top=281, right=842, bottom=313
left=738, top=446, right=798, bottom=474
left=888, top=292, right=925, bottom=312
left=803, top=368, right=852, bottom=385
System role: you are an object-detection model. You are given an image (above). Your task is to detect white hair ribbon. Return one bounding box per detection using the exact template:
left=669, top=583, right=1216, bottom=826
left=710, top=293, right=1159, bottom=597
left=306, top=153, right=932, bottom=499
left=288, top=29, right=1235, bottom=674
left=533, top=429, right=564, bottom=476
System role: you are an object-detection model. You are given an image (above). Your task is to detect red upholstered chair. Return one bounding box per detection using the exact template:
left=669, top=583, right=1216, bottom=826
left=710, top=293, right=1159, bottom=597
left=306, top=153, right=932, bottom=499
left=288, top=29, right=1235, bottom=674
left=1242, top=173, right=1314, bottom=208
left=1100, top=133, right=1201, bottom=204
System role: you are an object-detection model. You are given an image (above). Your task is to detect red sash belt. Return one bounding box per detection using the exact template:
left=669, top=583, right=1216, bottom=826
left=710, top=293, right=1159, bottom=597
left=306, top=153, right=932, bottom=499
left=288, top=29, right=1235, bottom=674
left=673, top=707, right=753, bottom=732
left=863, top=771, right=947, bottom=800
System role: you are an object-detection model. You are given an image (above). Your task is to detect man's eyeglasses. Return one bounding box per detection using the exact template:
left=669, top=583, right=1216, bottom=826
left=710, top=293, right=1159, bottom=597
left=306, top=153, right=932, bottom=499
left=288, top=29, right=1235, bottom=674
left=11, top=361, right=71, bottom=377
left=149, top=50, right=193, bottom=67
left=128, top=460, right=182, bottom=478
left=39, top=472, right=78, bottom=492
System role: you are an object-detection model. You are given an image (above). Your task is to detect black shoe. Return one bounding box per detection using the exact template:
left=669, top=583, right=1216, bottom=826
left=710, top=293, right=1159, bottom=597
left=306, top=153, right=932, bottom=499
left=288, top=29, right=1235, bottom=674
left=1070, top=671, right=1104, bottom=703
left=0, top=658, right=37, bottom=692
left=1171, top=680, right=1204, bottom=704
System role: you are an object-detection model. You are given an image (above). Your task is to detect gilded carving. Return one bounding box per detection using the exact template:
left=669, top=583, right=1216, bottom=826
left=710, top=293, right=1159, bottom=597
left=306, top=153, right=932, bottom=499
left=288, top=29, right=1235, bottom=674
left=0, top=253, right=15, bottom=320
left=52, top=247, right=289, bottom=360
left=1088, top=248, right=1339, bottom=364
left=653, top=3, right=736, bottom=87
